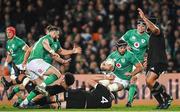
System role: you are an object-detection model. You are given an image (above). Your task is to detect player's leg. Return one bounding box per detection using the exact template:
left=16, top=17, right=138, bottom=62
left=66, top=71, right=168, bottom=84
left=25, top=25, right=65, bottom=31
left=27, top=59, right=60, bottom=88
left=126, top=76, right=138, bottom=107
left=146, top=71, right=164, bottom=108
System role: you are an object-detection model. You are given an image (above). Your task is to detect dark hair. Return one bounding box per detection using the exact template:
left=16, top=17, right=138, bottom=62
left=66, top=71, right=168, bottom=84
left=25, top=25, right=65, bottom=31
left=46, top=25, right=53, bottom=32
left=64, top=72, right=75, bottom=86
left=116, top=39, right=128, bottom=47
left=137, top=19, right=146, bottom=26
left=49, top=26, right=62, bottom=35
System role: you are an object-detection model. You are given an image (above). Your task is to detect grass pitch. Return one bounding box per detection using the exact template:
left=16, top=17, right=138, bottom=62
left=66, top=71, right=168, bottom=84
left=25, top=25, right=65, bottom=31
left=0, top=105, right=180, bottom=112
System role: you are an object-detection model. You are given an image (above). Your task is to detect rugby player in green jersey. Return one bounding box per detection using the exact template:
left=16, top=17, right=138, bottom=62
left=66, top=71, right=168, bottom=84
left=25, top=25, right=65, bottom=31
left=100, top=40, right=143, bottom=103
left=1, top=26, right=29, bottom=90
left=19, top=26, right=81, bottom=107
left=121, top=17, right=149, bottom=107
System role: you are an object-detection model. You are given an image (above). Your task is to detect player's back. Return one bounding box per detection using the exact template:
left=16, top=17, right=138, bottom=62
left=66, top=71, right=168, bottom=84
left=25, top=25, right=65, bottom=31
left=86, top=84, right=113, bottom=108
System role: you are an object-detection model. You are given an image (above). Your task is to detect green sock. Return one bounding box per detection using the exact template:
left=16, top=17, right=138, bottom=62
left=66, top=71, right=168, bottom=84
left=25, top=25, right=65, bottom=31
left=13, top=86, right=20, bottom=93
left=27, top=90, right=37, bottom=102
left=128, top=84, right=137, bottom=103
left=17, top=97, right=23, bottom=103
left=43, top=74, right=58, bottom=86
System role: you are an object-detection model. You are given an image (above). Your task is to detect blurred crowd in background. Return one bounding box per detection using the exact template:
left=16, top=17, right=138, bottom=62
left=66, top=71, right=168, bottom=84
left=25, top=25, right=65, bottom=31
left=0, top=0, right=179, bottom=73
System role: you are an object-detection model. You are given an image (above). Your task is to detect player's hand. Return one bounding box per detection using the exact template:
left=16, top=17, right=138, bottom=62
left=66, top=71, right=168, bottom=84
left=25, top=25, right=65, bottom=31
left=107, top=74, right=115, bottom=80
left=52, top=52, right=60, bottom=58
left=62, top=58, right=71, bottom=64
left=73, top=44, right=82, bottom=54
left=137, top=8, right=145, bottom=19
left=22, top=61, right=27, bottom=70
left=125, top=72, right=132, bottom=76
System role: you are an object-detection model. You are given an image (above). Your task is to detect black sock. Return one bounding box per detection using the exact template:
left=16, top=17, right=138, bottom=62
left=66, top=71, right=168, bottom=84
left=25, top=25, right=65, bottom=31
left=151, top=89, right=164, bottom=104
left=8, top=81, right=13, bottom=87
left=151, top=82, right=165, bottom=104
left=155, top=82, right=170, bottom=99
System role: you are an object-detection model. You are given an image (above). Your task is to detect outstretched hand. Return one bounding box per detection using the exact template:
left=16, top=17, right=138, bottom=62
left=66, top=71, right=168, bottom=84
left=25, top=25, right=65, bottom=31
left=73, top=44, right=82, bottom=54
left=137, top=8, right=145, bottom=19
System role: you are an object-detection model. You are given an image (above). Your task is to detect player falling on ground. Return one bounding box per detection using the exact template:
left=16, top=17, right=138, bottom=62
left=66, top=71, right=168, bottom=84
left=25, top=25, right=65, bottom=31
left=100, top=40, right=143, bottom=101
left=120, top=18, right=149, bottom=107
left=31, top=74, right=115, bottom=109
left=137, top=8, right=173, bottom=109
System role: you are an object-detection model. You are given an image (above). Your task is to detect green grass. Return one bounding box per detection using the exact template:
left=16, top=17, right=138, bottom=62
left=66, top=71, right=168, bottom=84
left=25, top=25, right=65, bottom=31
left=0, top=105, right=180, bottom=112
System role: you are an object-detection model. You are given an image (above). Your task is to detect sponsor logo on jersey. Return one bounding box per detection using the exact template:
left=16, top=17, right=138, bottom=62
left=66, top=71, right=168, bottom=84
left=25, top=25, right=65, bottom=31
left=134, top=42, right=140, bottom=48
left=116, top=63, right=121, bottom=68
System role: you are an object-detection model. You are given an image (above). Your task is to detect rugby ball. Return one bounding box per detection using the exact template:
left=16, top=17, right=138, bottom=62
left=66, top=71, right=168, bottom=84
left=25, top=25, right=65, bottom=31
left=105, top=58, right=115, bottom=68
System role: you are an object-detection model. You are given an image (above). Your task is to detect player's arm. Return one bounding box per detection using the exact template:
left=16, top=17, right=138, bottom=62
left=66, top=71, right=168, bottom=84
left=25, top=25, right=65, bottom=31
left=22, top=44, right=29, bottom=52
left=51, top=55, right=71, bottom=64
left=138, top=8, right=160, bottom=35
left=4, top=52, right=12, bottom=67
left=22, top=46, right=33, bottom=67
left=42, top=39, right=59, bottom=57
left=125, top=53, right=143, bottom=76
left=129, top=62, right=143, bottom=76
left=57, top=44, right=81, bottom=56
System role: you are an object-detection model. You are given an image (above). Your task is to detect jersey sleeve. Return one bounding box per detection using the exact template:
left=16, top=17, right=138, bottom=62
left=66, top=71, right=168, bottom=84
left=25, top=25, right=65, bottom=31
left=57, top=41, right=62, bottom=50
left=128, top=51, right=140, bottom=65
left=107, top=52, right=114, bottom=59
left=17, top=38, right=26, bottom=49
left=121, top=30, right=131, bottom=42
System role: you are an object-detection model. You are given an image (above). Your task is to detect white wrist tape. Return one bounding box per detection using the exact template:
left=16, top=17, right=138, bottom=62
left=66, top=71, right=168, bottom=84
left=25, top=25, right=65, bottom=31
left=49, top=49, right=55, bottom=54
left=4, top=62, right=8, bottom=67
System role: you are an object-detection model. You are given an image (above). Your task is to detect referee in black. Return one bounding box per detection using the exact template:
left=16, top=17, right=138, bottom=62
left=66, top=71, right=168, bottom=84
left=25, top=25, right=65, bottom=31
left=137, top=8, right=173, bottom=109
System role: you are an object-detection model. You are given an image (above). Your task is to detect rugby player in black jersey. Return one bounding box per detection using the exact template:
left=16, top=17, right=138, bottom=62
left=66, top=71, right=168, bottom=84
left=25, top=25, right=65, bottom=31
left=137, top=8, right=173, bottom=109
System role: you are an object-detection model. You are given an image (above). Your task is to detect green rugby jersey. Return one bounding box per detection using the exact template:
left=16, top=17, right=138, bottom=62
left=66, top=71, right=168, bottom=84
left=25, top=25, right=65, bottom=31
left=6, top=36, right=26, bottom=64
left=122, top=29, right=149, bottom=62
left=107, top=50, right=140, bottom=80
left=28, top=34, right=54, bottom=62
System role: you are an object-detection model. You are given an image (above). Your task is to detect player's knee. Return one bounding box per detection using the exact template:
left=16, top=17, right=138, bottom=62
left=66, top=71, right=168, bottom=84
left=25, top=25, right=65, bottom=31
left=130, top=76, right=137, bottom=84
left=146, top=78, right=153, bottom=88
left=107, top=83, right=119, bottom=92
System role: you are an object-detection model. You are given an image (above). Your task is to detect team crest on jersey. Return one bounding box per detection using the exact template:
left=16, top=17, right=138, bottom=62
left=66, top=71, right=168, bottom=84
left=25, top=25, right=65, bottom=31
left=12, top=44, right=15, bottom=48
left=141, top=39, right=145, bottom=43
left=121, top=58, right=125, bottom=63
left=116, top=63, right=121, bottom=68
left=134, top=42, right=140, bottom=48
left=132, top=36, right=136, bottom=40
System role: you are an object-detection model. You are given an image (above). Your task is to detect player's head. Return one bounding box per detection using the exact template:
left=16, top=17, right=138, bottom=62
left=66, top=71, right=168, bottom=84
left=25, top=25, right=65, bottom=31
left=137, top=20, right=147, bottom=34
left=49, top=26, right=61, bottom=39
left=116, top=39, right=128, bottom=54
left=62, top=72, right=75, bottom=88
left=6, top=26, right=16, bottom=39
left=45, top=25, right=53, bottom=34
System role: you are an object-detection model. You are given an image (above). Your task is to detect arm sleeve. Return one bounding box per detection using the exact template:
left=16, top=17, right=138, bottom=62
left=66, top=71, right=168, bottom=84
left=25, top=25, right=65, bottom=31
left=121, top=30, right=131, bottom=42
left=128, top=52, right=140, bottom=65
left=18, top=38, right=26, bottom=49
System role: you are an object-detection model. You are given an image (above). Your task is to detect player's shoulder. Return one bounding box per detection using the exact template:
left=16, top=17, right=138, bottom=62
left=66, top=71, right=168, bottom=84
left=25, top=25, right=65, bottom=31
left=144, top=32, right=150, bottom=38
left=15, top=36, right=25, bottom=42
left=126, top=50, right=135, bottom=57
left=126, top=29, right=135, bottom=33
